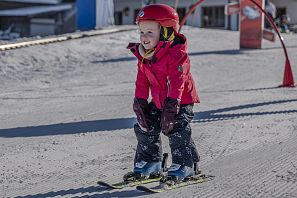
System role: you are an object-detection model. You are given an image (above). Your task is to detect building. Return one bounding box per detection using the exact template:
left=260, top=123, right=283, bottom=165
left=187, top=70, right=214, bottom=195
left=272, top=0, right=297, bottom=24
left=76, top=0, right=114, bottom=31
left=113, top=0, right=240, bottom=30
left=114, top=0, right=297, bottom=31
left=1, top=0, right=296, bottom=39
left=0, top=0, right=75, bottom=38
left=0, top=0, right=114, bottom=39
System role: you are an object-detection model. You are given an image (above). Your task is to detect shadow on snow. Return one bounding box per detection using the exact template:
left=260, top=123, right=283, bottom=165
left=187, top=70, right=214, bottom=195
left=1, top=98, right=297, bottom=138
left=92, top=45, right=297, bottom=63
left=14, top=185, right=145, bottom=198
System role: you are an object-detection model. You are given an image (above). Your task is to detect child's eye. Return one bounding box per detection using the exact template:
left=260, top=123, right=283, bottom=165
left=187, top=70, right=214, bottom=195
left=147, top=31, right=154, bottom=36
left=138, top=30, right=155, bottom=37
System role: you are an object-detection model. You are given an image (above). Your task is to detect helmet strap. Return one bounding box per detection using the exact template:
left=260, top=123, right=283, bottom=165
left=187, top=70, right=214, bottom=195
left=144, top=48, right=155, bottom=57
left=160, top=27, right=175, bottom=42
left=138, top=44, right=155, bottom=62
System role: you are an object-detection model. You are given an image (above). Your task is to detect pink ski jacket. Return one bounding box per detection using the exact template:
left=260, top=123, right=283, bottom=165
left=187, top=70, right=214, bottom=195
left=127, top=33, right=200, bottom=110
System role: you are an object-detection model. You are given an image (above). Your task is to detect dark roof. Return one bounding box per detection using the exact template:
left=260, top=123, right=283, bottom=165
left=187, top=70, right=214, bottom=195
left=0, top=3, right=72, bottom=16
left=0, top=0, right=61, bottom=4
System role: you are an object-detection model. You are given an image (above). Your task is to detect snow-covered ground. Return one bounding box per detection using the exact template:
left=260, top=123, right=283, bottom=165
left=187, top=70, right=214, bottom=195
left=1, top=26, right=297, bottom=198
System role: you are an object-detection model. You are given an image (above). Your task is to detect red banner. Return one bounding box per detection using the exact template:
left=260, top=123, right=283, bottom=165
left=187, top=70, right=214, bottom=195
left=239, top=0, right=264, bottom=49
left=263, top=29, right=275, bottom=42
left=225, top=2, right=240, bottom=16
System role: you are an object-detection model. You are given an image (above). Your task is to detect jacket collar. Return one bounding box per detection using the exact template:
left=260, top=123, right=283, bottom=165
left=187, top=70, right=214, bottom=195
left=127, top=41, right=171, bottom=63
left=138, top=44, right=154, bottom=60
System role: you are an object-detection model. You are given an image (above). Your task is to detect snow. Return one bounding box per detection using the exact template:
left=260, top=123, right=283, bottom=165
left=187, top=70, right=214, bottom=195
left=0, top=26, right=297, bottom=197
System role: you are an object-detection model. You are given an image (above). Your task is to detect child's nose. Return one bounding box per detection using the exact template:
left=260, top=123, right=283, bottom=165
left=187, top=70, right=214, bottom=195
left=141, top=34, right=148, bottom=39
left=141, top=35, right=149, bottom=41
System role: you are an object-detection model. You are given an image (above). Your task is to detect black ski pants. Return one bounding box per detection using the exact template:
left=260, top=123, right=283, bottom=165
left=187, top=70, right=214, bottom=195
left=134, top=103, right=200, bottom=168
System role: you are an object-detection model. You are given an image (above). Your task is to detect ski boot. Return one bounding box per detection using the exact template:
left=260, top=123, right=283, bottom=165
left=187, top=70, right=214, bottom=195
left=160, top=162, right=200, bottom=186
left=123, top=153, right=168, bottom=182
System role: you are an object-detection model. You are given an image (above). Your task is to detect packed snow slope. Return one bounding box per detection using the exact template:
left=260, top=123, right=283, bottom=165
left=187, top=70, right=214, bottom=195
left=1, top=26, right=297, bottom=198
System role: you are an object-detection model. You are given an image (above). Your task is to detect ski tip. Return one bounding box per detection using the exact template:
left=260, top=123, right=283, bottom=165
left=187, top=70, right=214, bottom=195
left=97, top=181, right=112, bottom=188
left=97, top=181, right=123, bottom=189
left=97, top=181, right=107, bottom=186
left=136, top=185, right=147, bottom=191
left=136, top=185, right=160, bottom=193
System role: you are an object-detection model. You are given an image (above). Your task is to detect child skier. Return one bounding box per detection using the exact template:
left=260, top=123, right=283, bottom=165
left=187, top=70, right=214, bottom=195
left=126, top=4, right=200, bottom=183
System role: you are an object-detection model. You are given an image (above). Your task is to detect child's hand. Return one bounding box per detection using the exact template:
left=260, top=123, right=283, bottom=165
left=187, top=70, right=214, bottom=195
left=133, top=98, right=151, bottom=131
left=161, top=97, right=180, bottom=134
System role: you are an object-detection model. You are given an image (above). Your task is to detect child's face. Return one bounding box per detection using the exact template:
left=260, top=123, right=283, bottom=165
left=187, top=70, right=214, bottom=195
left=138, top=21, right=160, bottom=50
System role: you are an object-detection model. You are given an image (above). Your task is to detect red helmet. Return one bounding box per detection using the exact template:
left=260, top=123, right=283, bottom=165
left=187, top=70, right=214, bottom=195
left=136, top=4, right=179, bottom=32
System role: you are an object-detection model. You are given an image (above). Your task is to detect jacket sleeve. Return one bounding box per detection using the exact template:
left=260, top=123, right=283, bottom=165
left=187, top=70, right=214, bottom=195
left=167, top=46, right=190, bottom=100
left=135, top=64, right=150, bottom=100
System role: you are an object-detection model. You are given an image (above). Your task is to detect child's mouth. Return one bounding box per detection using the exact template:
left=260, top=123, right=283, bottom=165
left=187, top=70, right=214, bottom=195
left=144, top=41, right=150, bottom=45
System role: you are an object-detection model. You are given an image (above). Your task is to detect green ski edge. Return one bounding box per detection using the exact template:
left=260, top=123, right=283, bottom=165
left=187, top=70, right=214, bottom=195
left=136, top=174, right=214, bottom=193
left=97, top=177, right=161, bottom=189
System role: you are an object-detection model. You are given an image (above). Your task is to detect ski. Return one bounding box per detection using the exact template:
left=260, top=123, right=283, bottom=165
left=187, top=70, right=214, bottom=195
left=136, top=174, right=214, bottom=193
left=97, top=177, right=160, bottom=189
left=98, top=153, right=169, bottom=190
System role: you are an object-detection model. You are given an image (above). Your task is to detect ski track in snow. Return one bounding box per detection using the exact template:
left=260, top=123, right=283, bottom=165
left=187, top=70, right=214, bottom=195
left=0, top=26, right=297, bottom=198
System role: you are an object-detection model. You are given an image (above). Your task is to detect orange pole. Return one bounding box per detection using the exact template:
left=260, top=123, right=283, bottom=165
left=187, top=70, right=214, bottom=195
left=178, top=0, right=205, bottom=33
left=179, top=0, right=294, bottom=87
left=249, top=0, right=295, bottom=87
